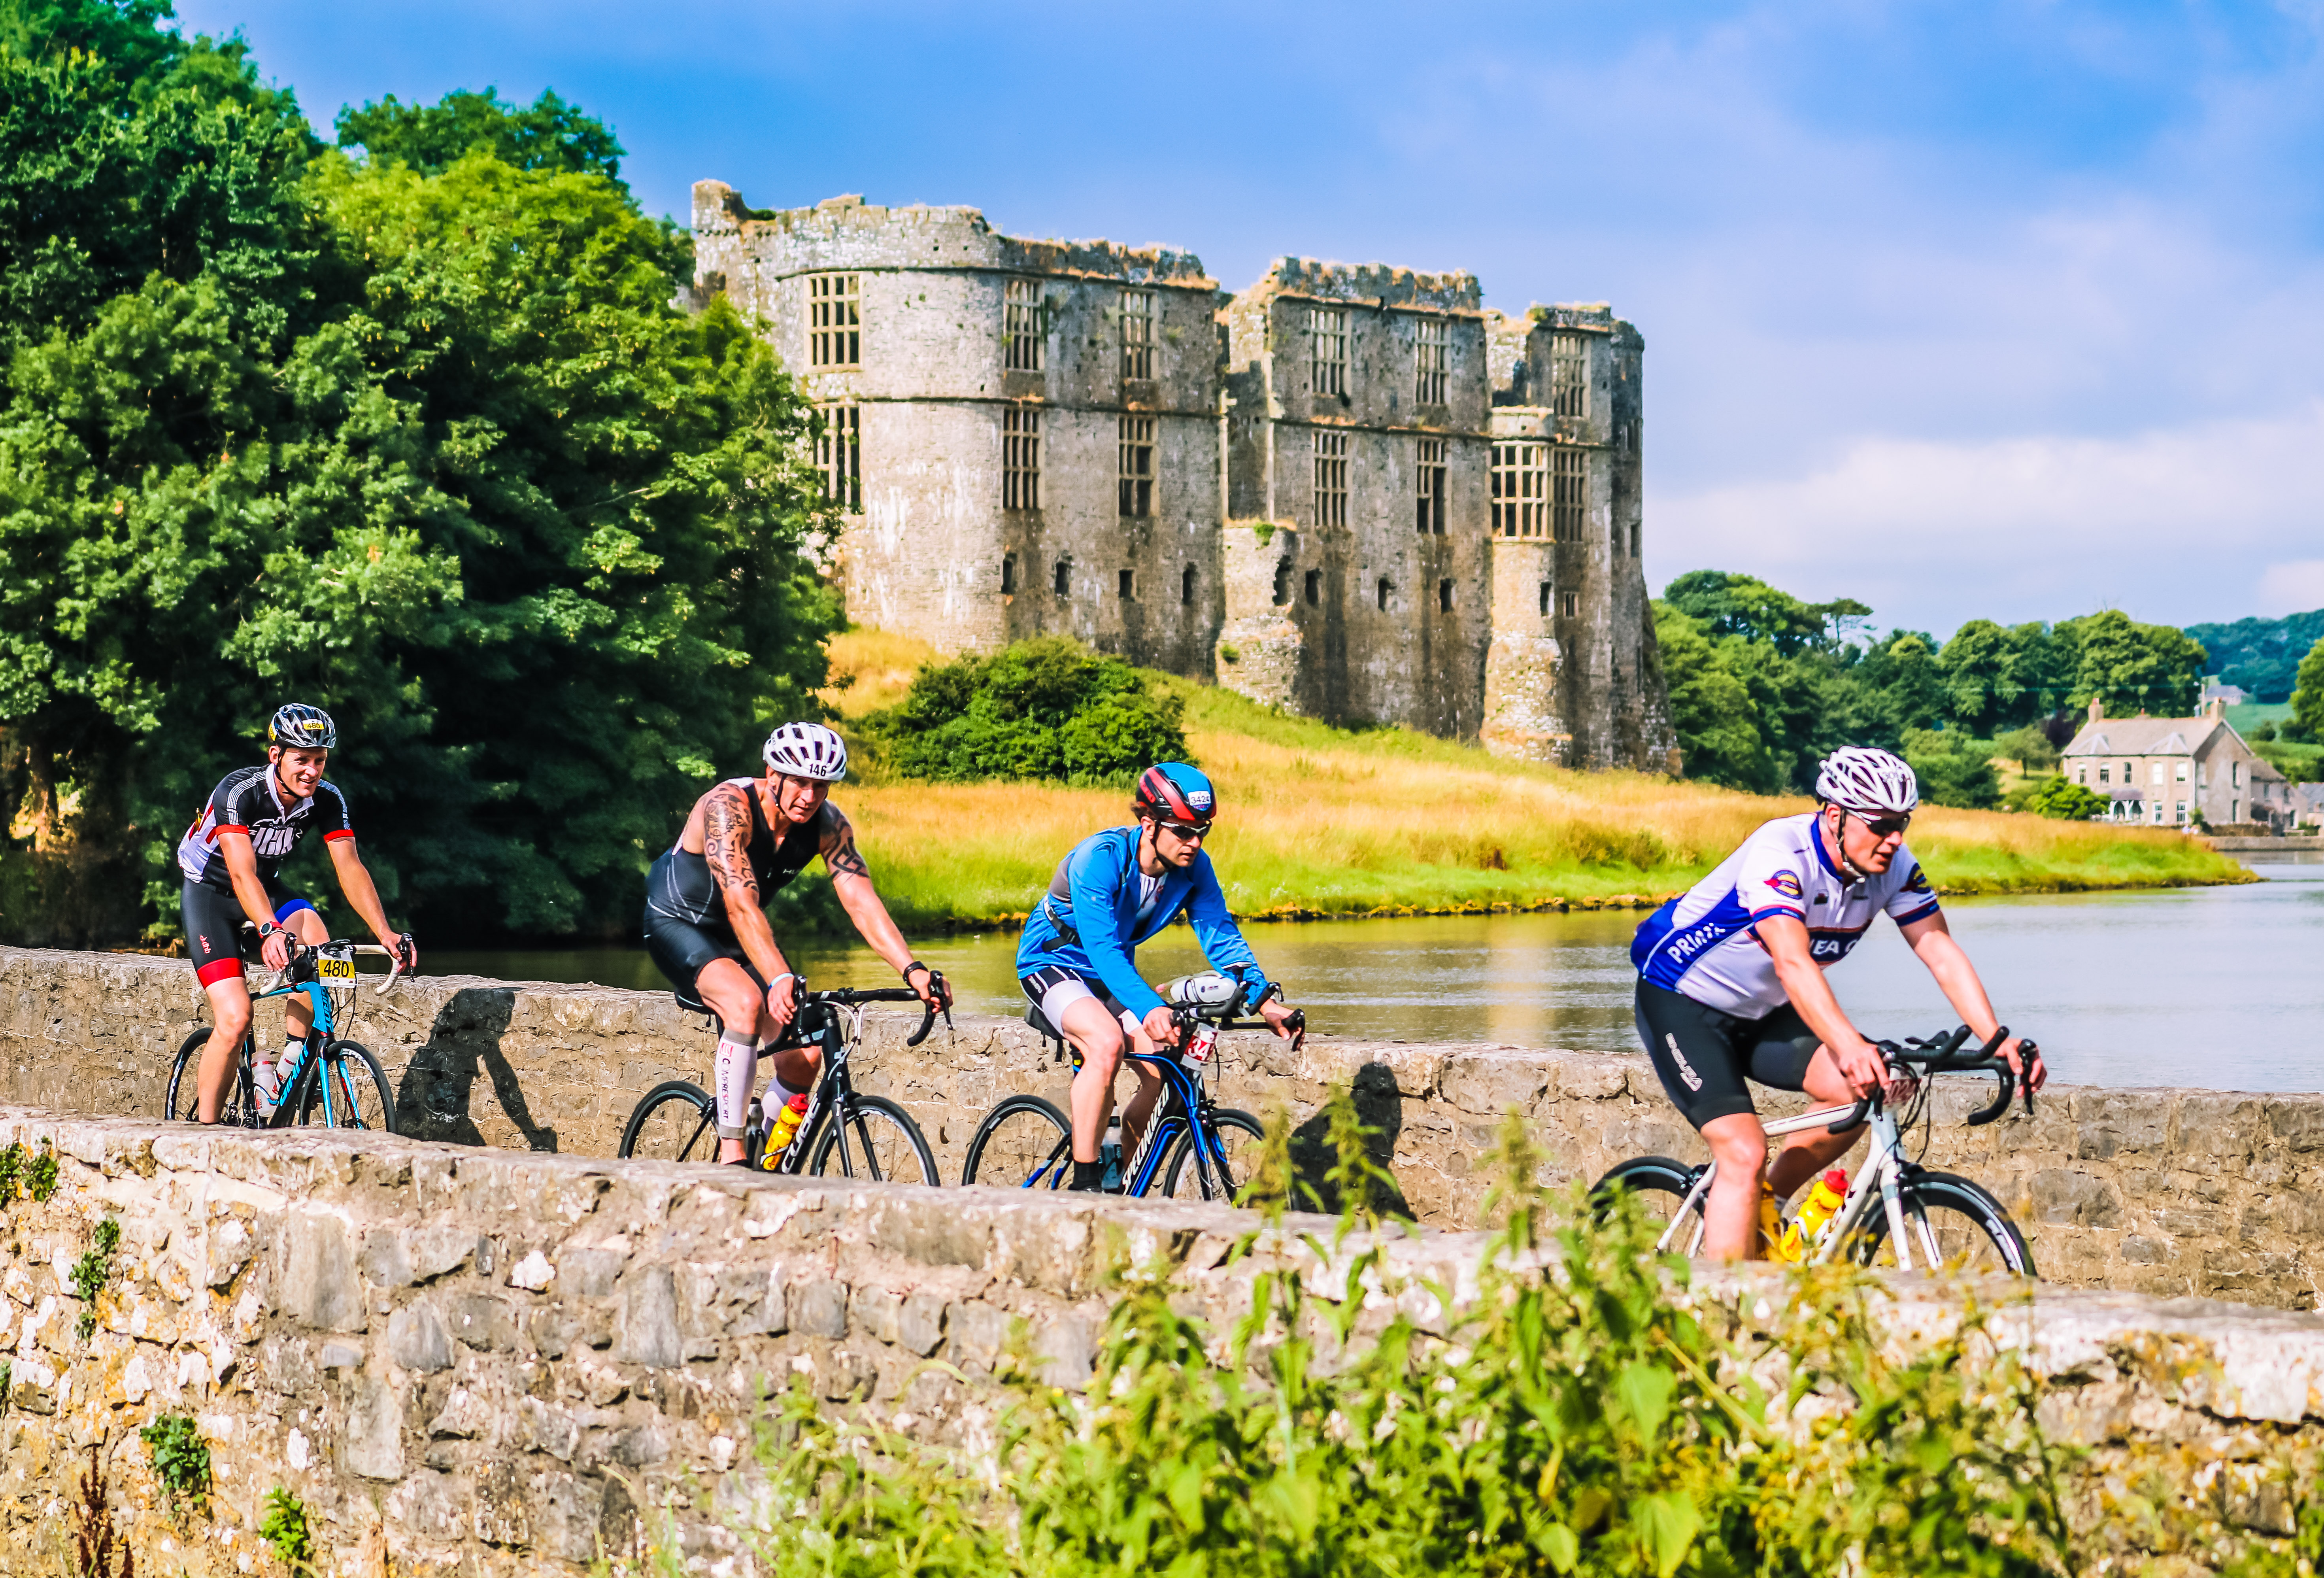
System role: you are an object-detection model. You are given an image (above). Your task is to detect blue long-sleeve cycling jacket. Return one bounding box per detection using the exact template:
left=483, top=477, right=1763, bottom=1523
left=1014, top=824, right=1271, bottom=1019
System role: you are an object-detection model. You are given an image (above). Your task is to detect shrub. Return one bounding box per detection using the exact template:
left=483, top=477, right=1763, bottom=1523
left=867, top=637, right=1189, bottom=786
left=27, top=1141, right=57, bottom=1202
left=2009, top=776, right=2109, bottom=821
left=70, top=1218, right=121, bottom=1342
left=261, top=1486, right=315, bottom=1574
left=1902, top=728, right=2002, bottom=810
left=142, top=1412, right=211, bottom=1517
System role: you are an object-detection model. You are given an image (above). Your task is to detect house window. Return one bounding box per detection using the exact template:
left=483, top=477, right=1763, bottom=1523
left=1491, top=442, right=1547, bottom=538
left=1121, top=290, right=1155, bottom=381
left=1552, top=448, right=1586, bottom=542
left=2150, top=762, right=2166, bottom=785
left=2076, top=765, right=2087, bottom=784
left=2233, top=760, right=2245, bottom=788
left=1305, top=569, right=1321, bottom=606
left=1437, top=578, right=1453, bottom=613
left=1539, top=581, right=1551, bottom=615
left=2149, top=800, right=2164, bottom=824
left=1559, top=590, right=1578, bottom=618
left=1309, top=305, right=1347, bottom=398
left=816, top=403, right=861, bottom=512
left=1313, top=431, right=1348, bottom=529
left=2176, top=800, right=2188, bottom=823
left=2175, top=762, right=2189, bottom=781
left=1415, top=316, right=1449, bottom=405
left=808, top=273, right=860, bottom=368
left=1053, top=558, right=1070, bottom=596
left=2231, top=798, right=2241, bottom=822
left=1376, top=576, right=1392, bottom=612
left=1415, top=438, right=1446, bottom=534
left=1002, top=554, right=1017, bottom=594
left=1119, top=569, right=1136, bottom=601
left=2098, top=765, right=2110, bottom=784
left=1118, top=416, right=1154, bottom=518
left=1551, top=332, right=1588, bottom=418
left=1003, top=279, right=1045, bottom=372
left=1003, top=408, right=1040, bottom=510
left=1181, top=564, right=1196, bottom=606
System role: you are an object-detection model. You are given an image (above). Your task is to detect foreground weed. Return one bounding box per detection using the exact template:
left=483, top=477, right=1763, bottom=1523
left=0, top=1140, right=21, bottom=1203
left=72, top=1444, right=131, bottom=1578
left=70, top=1218, right=121, bottom=1343
left=28, top=1141, right=58, bottom=1202
left=141, top=1413, right=210, bottom=1518
left=260, top=1486, right=314, bottom=1574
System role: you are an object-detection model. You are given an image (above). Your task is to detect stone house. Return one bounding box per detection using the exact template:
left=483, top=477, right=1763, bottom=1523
left=2062, top=698, right=2291, bottom=830
left=687, top=184, right=1676, bottom=772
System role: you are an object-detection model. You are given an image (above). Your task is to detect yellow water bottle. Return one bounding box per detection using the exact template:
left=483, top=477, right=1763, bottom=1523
left=1758, top=1180, right=1790, bottom=1261
left=761, top=1092, right=809, bottom=1169
left=1779, top=1169, right=1848, bottom=1261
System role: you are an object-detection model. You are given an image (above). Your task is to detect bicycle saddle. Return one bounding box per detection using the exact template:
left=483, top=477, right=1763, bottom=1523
left=673, top=984, right=710, bottom=1016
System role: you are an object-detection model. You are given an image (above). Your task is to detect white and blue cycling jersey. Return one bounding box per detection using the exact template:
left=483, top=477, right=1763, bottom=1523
left=1630, top=812, right=1940, bottom=1018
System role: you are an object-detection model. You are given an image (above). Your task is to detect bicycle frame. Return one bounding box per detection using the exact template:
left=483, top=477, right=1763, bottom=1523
left=1116, top=1048, right=1225, bottom=1196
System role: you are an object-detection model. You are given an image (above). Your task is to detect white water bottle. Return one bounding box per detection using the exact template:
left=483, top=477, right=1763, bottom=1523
left=1100, top=1119, right=1123, bottom=1192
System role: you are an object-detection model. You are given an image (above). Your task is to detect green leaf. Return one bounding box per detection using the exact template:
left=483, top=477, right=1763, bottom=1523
left=1542, top=1520, right=1579, bottom=1574
left=1633, top=1492, right=1701, bottom=1578
left=1617, top=1361, right=1676, bottom=1440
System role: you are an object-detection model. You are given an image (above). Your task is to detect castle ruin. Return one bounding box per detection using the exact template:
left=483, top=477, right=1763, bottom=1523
left=690, top=184, right=1676, bottom=771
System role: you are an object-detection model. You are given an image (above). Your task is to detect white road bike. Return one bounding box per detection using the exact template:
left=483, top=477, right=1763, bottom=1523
left=1592, top=1025, right=2038, bottom=1277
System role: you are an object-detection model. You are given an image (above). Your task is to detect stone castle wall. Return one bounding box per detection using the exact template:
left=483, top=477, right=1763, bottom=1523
left=2, top=1111, right=2321, bottom=1574
left=4, top=947, right=2318, bottom=1311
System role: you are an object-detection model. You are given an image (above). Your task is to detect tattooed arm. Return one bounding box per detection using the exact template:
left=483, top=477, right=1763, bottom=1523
left=706, top=782, right=795, bottom=1006
left=824, top=806, right=949, bottom=1009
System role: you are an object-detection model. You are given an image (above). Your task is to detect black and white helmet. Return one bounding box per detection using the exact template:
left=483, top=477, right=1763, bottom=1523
left=268, top=703, right=338, bottom=751
left=1814, top=746, right=1918, bottom=815
left=763, top=722, right=848, bottom=783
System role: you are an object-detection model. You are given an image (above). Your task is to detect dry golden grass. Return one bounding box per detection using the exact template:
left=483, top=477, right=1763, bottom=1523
left=818, top=633, right=2252, bottom=926
left=819, top=628, right=942, bottom=720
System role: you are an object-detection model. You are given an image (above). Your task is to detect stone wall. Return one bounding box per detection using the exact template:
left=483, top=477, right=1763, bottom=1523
left=3, top=1110, right=2322, bottom=1575
left=5, top=947, right=2320, bottom=1311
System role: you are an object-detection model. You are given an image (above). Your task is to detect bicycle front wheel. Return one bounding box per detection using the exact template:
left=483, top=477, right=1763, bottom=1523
left=805, top=1095, right=940, bottom=1187
left=621, top=1080, right=717, bottom=1163
left=165, top=1028, right=242, bottom=1125
left=961, top=1094, right=1071, bottom=1190
left=287, top=1041, right=398, bottom=1135
left=1854, top=1171, right=2036, bottom=1278
left=1589, top=1157, right=1710, bottom=1257
left=1160, top=1108, right=1265, bottom=1203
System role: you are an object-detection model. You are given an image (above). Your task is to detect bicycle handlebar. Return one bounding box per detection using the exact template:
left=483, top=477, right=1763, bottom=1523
left=1821, top=1024, right=2038, bottom=1132
left=799, top=975, right=953, bottom=1048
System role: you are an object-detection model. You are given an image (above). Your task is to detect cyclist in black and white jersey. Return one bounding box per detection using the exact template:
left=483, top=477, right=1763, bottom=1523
left=1629, top=746, right=2043, bottom=1260
left=176, top=704, right=414, bottom=1122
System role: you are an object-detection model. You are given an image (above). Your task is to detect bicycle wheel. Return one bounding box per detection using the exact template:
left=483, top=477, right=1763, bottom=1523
left=961, top=1094, right=1072, bottom=1190
left=283, top=1041, right=396, bottom=1135
left=804, top=1095, right=940, bottom=1187
left=620, top=1080, right=718, bottom=1164
left=1589, top=1157, right=1710, bottom=1257
left=165, top=1028, right=244, bottom=1124
left=1159, top=1108, right=1265, bottom=1203
left=1853, top=1170, right=2036, bottom=1278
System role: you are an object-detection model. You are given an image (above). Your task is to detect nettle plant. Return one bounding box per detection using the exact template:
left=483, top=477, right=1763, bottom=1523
left=745, top=1094, right=2079, bottom=1578
left=142, top=1412, right=211, bottom=1518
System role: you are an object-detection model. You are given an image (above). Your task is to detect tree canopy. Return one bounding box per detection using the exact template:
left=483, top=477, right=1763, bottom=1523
left=335, top=86, right=625, bottom=184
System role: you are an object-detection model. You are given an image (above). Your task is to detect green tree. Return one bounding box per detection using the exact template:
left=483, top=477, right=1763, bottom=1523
left=1937, top=618, right=2066, bottom=733
left=1662, top=569, right=1868, bottom=657
left=1900, top=727, right=2000, bottom=810
left=336, top=87, right=623, bottom=183
left=868, top=637, right=1187, bottom=786
left=1649, top=603, right=1777, bottom=792
left=2291, top=636, right=2324, bottom=743
left=2057, top=609, right=2207, bottom=719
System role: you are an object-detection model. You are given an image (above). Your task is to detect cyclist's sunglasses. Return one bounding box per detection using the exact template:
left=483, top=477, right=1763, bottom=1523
left=1157, top=819, right=1211, bottom=841
left=1852, top=811, right=1912, bottom=838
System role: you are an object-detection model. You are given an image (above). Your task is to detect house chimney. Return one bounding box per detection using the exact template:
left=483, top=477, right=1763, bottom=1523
left=2087, top=698, right=2103, bottom=724
left=2207, top=697, right=2224, bottom=720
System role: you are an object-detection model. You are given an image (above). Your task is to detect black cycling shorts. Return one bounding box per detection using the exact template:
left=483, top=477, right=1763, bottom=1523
left=182, top=879, right=312, bottom=988
left=642, top=906, right=766, bottom=997
left=1633, top=979, right=1822, bottom=1129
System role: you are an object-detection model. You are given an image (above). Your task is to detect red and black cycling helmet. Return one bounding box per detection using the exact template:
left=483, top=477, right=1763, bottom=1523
left=1134, top=762, right=1216, bottom=828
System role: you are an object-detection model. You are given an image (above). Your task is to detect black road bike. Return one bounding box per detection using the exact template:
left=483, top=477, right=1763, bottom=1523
left=618, top=979, right=947, bottom=1184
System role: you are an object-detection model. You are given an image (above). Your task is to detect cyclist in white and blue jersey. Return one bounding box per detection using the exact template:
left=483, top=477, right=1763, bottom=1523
left=1630, top=746, right=2044, bottom=1260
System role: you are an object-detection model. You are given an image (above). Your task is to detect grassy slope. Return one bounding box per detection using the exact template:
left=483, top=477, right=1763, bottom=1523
left=819, top=631, right=2254, bottom=927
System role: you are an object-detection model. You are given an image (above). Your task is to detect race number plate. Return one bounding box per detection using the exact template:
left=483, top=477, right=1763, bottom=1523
left=316, top=955, right=357, bottom=981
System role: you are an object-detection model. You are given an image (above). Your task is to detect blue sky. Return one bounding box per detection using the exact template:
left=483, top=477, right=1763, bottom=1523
left=177, top=0, right=2324, bottom=638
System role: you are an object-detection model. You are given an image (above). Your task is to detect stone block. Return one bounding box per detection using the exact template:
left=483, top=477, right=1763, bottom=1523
left=793, top=1279, right=848, bottom=1340
left=2029, top=1170, right=2122, bottom=1228
left=344, top=1374, right=406, bottom=1481
left=389, top=1301, right=453, bottom=1373
left=449, top=1293, right=519, bottom=1352
left=475, top=1458, right=530, bottom=1547
left=556, top=1245, right=630, bottom=1298
left=854, top=1286, right=903, bottom=1346
left=899, top=1289, right=947, bottom=1357
left=2073, top=1091, right=2171, bottom=1160
left=617, top=1266, right=681, bottom=1367
left=527, top=1470, right=604, bottom=1563
left=1438, top=1055, right=1549, bottom=1116
left=387, top=1467, right=464, bottom=1540
left=946, top=1301, right=1012, bottom=1371
left=2269, top=1100, right=2324, bottom=1154
left=522, top=1398, right=581, bottom=1462
left=279, top=1212, right=364, bottom=1332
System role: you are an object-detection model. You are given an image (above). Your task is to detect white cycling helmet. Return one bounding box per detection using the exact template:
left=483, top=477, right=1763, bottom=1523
left=764, top=721, right=849, bottom=782
left=1814, top=746, right=1918, bottom=815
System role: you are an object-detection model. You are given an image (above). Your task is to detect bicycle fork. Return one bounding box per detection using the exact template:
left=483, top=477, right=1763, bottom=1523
left=1657, top=1111, right=1924, bottom=1269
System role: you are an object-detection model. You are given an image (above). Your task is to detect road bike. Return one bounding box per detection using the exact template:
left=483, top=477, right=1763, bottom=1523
left=1591, top=1024, right=2039, bottom=1276
left=960, top=973, right=1301, bottom=1202
left=165, top=931, right=410, bottom=1134
left=618, top=979, right=946, bottom=1183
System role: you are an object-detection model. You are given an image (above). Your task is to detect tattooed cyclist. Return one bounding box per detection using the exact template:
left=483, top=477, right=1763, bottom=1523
left=642, top=722, right=950, bottom=1166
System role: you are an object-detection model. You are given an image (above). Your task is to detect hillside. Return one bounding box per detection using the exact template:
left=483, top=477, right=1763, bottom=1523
left=817, top=633, right=2252, bottom=928
left=2185, top=608, right=2324, bottom=702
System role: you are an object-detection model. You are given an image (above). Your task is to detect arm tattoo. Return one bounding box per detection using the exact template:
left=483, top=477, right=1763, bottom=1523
left=823, top=810, right=871, bottom=880
left=702, top=786, right=760, bottom=903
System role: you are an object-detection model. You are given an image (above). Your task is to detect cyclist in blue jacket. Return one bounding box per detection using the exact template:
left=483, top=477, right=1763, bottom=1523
left=1018, top=762, right=1304, bottom=1191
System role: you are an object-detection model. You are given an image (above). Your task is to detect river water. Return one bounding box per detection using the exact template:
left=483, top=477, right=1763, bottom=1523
left=433, top=854, right=2324, bottom=1095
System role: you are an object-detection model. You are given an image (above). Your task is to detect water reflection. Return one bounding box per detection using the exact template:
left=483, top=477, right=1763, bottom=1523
left=432, top=859, right=2324, bottom=1094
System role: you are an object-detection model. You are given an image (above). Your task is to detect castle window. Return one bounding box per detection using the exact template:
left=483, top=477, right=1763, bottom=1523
left=1053, top=558, right=1070, bottom=596
left=1629, top=520, right=1640, bottom=557
left=1560, top=590, right=1578, bottom=618
left=1119, top=569, right=1136, bottom=601
left=816, top=403, right=861, bottom=512
left=1438, top=578, right=1454, bottom=613
left=1003, top=279, right=1045, bottom=372
left=1552, top=448, right=1586, bottom=542
left=1308, top=305, right=1347, bottom=399
left=808, top=273, right=860, bottom=368
left=1415, top=317, right=1448, bottom=406
left=1551, top=332, right=1588, bottom=418
left=1539, top=581, right=1551, bottom=615
left=1118, top=416, right=1154, bottom=518
left=1415, top=438, right=1446, bottom=534
left=1376, top=576, right=1393, bottom=612
left=1002, top=554, right=1017, bottom=594
left=1313, top=431, right=1348, bottom=529
left=1003, top=408, right=1040, bottom=510
left=1121, top=290, right=1155, bottom=382
left=1491, top=442, right=1547, bottom=538
left=1305, top=569, right=1321, bottom=606
left=1182, top=564, right=1196, bottom=606
left=1272, top=561, right=1291, bottom=605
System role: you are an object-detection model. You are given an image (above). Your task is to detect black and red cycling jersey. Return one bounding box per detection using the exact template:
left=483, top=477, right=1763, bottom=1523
left=176, top=764, right=354, bottom=890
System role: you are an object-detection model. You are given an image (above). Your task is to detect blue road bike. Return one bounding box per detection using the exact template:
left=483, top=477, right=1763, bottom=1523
left=961, top=974, right=1301, bottom=1202
left=165, top=930, right=408, bottom=1134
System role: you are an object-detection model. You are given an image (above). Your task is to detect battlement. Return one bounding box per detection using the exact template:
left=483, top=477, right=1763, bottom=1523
left=1244, top=255, right=1482, bottom=313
